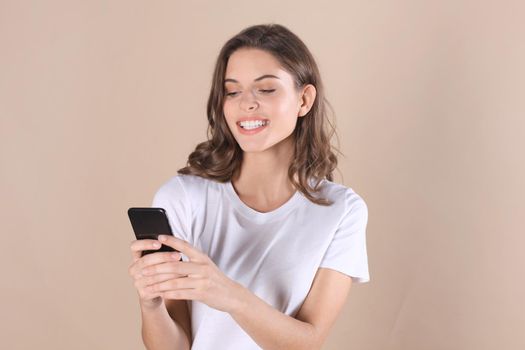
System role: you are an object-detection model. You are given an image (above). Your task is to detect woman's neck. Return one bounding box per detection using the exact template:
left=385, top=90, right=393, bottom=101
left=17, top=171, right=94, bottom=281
left=231, top=136, right=296, bottom=209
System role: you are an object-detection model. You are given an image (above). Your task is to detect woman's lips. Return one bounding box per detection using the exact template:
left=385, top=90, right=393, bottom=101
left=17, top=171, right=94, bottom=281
left=236, top=122, right=268, bottom=135
left=237, top=116, right=269, bottom=123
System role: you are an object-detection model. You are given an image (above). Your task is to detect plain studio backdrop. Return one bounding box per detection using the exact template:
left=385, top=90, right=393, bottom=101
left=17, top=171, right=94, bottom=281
left=1, top=1, right=524, bottom=349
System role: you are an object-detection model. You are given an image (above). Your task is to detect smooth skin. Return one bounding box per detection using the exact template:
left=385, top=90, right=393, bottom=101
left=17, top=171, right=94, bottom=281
left=224, top=48, right=315, bottom=211
left=129, top=239, right=192, bottom=349
left=129, top=48, right=353, bottom=349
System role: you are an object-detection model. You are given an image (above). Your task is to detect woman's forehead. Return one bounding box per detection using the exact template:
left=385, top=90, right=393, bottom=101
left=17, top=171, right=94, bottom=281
left=228, top=47, right=279, bottom=67
left=225, top=49, right=291, bottom=83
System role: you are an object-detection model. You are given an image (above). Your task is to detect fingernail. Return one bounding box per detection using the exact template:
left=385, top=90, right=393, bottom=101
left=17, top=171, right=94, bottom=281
left=171, top=253, right=180, bottom=260
left=153, top=242, right=160, bottom=248
left=158, top=235, right=166, bottom=241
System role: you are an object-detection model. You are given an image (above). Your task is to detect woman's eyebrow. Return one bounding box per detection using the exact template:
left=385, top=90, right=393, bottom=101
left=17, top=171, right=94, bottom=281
left=224, top=74, right=281, bottom=84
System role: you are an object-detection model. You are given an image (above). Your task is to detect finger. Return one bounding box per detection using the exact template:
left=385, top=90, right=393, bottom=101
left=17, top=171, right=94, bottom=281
left=142, top=261, right=203, bottom=277
left=162, top=289, right=198, bottom=301
left=149, top=276, right=205, bottom=294
left=129, top=250, right=175, bottom=278
left=140, top=251, right=182, bottom=269
left=130, top=251, right=181, bottom=277
left=136, top=273, right=183, bottom=288
left=130, top=239, right=162, bottom=262
left=157, top=235, right=204, bottom=261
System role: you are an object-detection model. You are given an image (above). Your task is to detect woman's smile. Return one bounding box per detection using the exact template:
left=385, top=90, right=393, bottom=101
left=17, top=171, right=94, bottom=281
left=236, top=120, right=269, bottom=135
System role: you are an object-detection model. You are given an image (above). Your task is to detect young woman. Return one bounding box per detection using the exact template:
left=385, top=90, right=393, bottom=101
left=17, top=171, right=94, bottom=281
left=128, top=23, right=370, bottom=350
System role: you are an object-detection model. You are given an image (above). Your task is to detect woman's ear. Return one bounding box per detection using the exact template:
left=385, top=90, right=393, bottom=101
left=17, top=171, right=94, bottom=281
left=298, top=84, right=317, bottom=117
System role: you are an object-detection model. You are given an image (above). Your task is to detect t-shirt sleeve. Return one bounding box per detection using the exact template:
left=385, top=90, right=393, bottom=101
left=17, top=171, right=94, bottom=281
left=151, top=176, right=193, bottom=262
left=318, top=189, right=370, bottom=283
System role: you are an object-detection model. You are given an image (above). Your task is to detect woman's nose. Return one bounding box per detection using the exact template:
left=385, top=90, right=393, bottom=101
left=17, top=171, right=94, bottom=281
left=239, top=92, right=258, bottom=111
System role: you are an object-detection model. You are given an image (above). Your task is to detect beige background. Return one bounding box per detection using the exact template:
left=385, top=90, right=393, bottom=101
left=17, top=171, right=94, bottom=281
left=1, top=0, right=524, bottom=349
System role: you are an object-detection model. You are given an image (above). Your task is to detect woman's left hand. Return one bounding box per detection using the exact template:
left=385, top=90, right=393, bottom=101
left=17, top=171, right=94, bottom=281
left=141, top=234, right=245, bottom=314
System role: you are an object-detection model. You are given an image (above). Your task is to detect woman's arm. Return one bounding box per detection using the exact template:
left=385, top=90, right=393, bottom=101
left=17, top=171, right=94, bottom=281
left=147, top=235, right=353, bottom=349
left=129, top=238, right=191, bottom=350
left=230, top=267, right=352, bottom=350
left=230, top=287, right=319, bottom=350
left=140, top=299, right=190, bottom=350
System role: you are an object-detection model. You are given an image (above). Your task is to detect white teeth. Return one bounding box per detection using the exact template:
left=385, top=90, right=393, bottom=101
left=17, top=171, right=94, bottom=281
left=239, top=120, right=268, bottom=129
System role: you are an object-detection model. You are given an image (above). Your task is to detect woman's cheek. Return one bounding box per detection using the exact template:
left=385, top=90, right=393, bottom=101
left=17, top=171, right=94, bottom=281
left=223, top=104, right=234, bottom=123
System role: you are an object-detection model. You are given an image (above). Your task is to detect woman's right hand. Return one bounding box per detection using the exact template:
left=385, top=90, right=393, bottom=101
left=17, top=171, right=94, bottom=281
left=128, top=239, right=183, bottom=310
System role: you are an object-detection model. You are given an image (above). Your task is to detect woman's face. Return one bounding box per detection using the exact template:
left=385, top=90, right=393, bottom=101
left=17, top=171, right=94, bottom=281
left=223, top=48, right=314, bottom=153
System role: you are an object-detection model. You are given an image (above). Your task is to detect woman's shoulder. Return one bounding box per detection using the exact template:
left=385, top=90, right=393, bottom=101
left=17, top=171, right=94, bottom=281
left=155, top=173, right=222, bottom=197
left=316, top=178, right=368, bottom=211
left=152, top=174, right=222, bottom=214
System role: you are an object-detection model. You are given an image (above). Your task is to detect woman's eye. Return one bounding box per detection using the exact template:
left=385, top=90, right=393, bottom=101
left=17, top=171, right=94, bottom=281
left=225, top=89, right=275, bottom=97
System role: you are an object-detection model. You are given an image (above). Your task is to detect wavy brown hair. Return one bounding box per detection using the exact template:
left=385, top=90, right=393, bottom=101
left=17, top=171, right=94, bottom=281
left=177, top=23, right=342, bottom=205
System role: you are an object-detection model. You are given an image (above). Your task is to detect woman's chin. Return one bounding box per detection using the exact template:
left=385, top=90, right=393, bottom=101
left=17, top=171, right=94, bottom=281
left=239, top=144, right=268, bottom=153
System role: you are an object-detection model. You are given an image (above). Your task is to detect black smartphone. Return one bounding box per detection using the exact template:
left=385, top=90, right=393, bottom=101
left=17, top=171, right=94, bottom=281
left=127, top=207, right=179, bottom=257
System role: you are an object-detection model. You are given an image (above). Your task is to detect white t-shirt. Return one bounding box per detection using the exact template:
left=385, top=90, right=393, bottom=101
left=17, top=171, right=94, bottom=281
left=151, top=174, right=370, bottom=349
